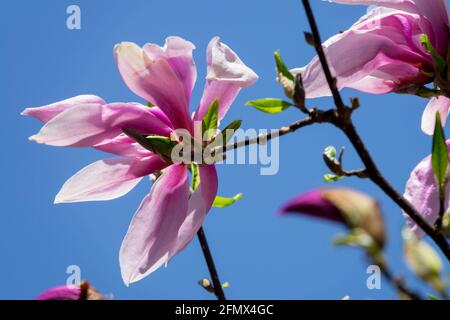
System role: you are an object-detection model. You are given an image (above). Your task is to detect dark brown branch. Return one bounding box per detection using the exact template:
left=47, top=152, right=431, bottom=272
left=301, top=0, right=345, bottom=111
left=436, top=189, right=446, bottom=231
left=377, top=260, right=422, bottom=300
left=216, top=110, right=338, bottom=157
left=197, top=227, right=226, bottom=300
left=300, top=0, right=450, bottom=261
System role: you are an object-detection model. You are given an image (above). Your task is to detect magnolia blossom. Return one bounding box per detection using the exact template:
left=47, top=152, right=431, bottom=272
left=292, top=0, right=449, bottom=134
left=281, top=189, right=346, bottom=224
left=281, top=188, right=385, bottom=247
left=403, top=140, right=450, bottom=236
left=36, top=281, right=103, bottom=300
left=23, top=36, right=258, bottom=285
left=36, top=285, right=81, bottom=300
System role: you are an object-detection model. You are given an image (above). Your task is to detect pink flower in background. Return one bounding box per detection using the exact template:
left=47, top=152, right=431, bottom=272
left=36, top=281, right=103, bottom=300
left=280, top=189, right=346, bottom=224
left=421, top=96, right=450, bottom=134
left=403, top=140, right=450, bottom=236
left=292, top=0, right=449, bottom=134
left=23, top=36, right=258, bottom=285
left=280, top=188, right=385, bottom=247
left=36, top=285, right=81, bottom=300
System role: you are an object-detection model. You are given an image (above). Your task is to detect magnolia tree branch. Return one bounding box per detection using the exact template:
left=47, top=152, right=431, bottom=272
left=377, top=260, right=422, bottom=300
left=299, top=0, right=450, bottom=261
left=219, top=0, right=450, bottom=261
left=197, top=227, right=226, bottom=300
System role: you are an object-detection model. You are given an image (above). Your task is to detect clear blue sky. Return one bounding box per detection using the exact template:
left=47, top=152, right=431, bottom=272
left=2, top=0, right=448, bottom=299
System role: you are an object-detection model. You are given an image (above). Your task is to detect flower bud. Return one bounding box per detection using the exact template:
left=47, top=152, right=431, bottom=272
left=36, top=280, right=103, bottom=300
left=281, top=188, right=385, bottom=248
left=403, top=228, right=445, bottom=293
left=443, top=211, right=450, bottom=238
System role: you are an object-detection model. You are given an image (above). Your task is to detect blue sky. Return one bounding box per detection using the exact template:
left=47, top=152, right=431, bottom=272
left=1, top=0, right=448, bottom=299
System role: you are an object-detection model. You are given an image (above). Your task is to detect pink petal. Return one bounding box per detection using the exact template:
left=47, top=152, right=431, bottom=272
left=280, top=189, right=345, bottom=224
left=119, top=164, right=189, bottom=285
left=29, top=102, right=172, bottom=147
left=21, top=95, right=106, bottom=123
left=421, top=96, right=450, bottom=135
left=292, top=8, right=432, bottom=98
left=193, top=37, right=258, bottom=123
left=55, top=156, right=168, bottom=203
left=93, top=134, right=152, bottom=157
left=403, top=140, right=450, bottom=236
left=330, top=0, right=449, bottom=54
left=144, top=37, right=197, bottom=107
left=114, top=42, right=192, bottom=130
left=93, top=105, right=174, bottom=157
left=169, top=165, right=218, bottom=260
left=36, top=285, right=81, bottom=300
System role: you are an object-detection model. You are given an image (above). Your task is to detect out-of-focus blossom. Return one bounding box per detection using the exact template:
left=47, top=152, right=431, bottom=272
left=36, top=281, right=103, bottom=300
left=281, top=188, right=385, bottom=247
left=403, top=140, right=450, bottom=236
left=292, top=0, right=450, bottom=134
left=23, top=36, right=258, bottom=285
left=403, top=228, right=445, bottom=293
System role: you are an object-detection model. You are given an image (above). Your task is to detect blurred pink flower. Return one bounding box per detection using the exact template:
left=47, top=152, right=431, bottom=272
left=36, top=281, right=102, bottom=300
left=403, top=140, right=450, bottom=236
left=281, top=189, right=345, bottom=224
left=23, top=36, right=257, bottom=285
left=293, top=0, right=449, bottom=134
left=281, top=188, right=385, bottom=246
left=36, top=285, right=81, bottom=300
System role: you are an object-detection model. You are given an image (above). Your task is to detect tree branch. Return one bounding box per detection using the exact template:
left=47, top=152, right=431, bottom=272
left=300, top=0, right=450, bottom=261
left=377, top=259, right=422, bottom=300
left=197, top=227, right=226, bottom=300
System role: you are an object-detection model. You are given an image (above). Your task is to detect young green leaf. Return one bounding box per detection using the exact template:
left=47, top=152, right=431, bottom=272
left=421, top=34, right=446, bottom=74
left=202, top=99, right=219, bottom=140
left=221, top=282, right=230, bottom=289
left=212, top=193, right=243, bottom=208
left=147, top=101, right=156, bottom=108
left=210, top=120, right=242, bottom=150
left=323, top=173, right=343, bottom=183
left=221, top=120, right=242, bottom=144
left=190, top=162, right=200, bottom=191
left=431, top=112, right=448, bottom=190
left=274, top=51, right=295, bottom=81
left=123, top=129, right=176, bottom=157
left=145, top=135, right=178, bottom=158
left=246, top=98, right=292, bottom=114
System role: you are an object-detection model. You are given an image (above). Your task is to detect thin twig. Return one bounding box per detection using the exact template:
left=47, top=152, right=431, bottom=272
left=436, top=190, right=446, bottom=231
left=216, top=116, right=316, bottom=156
left=301, top=0, right=345, bottom=111
left=197, top=227, right=226, bottom=300
left=378, top=260, right=422, bottom=300
left=340, top=169, right=369, bottom=179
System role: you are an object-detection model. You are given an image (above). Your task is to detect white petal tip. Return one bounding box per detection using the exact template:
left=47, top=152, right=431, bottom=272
left=28, top=135, right=40, bottom=143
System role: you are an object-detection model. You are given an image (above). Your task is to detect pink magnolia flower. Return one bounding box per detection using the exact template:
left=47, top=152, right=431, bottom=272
left=403, top=140, right=450, bottom=236
left=281, top=188, right=385, bottom=247
left=281, top=189, right=346, bottom=224
left=23, top=36, right=258, bottom=285
left=292, top=0, right=449, bottom=134
left=36, top=281, right=103, bottom=300
left=36, top=285, right=82, bottom=300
